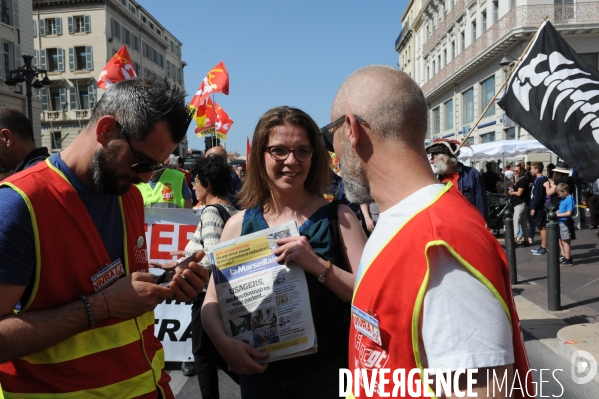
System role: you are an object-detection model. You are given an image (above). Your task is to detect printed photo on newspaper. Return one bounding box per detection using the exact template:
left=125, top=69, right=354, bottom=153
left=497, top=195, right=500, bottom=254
left=209, top=221, right=317, bottom=363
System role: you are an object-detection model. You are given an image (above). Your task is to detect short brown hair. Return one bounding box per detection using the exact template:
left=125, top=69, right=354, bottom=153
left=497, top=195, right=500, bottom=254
left=531, top=162, right=544, bottom=173
left=237, top=106, right=331, bottom=209
left=556, top=183, right=570, bottom=194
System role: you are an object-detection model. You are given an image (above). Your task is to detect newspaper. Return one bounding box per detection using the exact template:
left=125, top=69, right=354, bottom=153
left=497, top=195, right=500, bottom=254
left=209, top=221, right=317, bottom=362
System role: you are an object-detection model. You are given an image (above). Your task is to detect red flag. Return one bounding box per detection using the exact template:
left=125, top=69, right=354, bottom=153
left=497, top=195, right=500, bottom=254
left=194, top=61, right=229, bottom=104
left=194, top=97, right=216, bottom=137
left=246, top=137, right=251, bottom=167
left=97, top=45, right=137, bottom=90
left=188, top=61, right=229, bottom=134
left=214, top=102, right=233, bottom=140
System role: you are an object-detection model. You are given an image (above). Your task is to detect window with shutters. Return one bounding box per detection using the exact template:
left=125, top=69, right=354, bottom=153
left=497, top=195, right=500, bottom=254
left=1, top=0, right=10, bottom=25
left=78, top=87, right=90, bottom=109
left=45, top=18, right=62, bottom=35
left=2, top=42, right=11, bottom=77
left=51, top=132, right=62, bottom=150
left=481, top=76, right=495, bottom=118
left=123, top=28, right=131, bottom=46
left=75, top=46, right=86, bottom=70
left=47, top=18, right=57, bottom=35
left=46, top=47, right=64, bottom=72
left=50, top=88, right=61, bottom=111
left=74, top=16, right=85, bottom=32
left=111, top=18, right=121, bottom=40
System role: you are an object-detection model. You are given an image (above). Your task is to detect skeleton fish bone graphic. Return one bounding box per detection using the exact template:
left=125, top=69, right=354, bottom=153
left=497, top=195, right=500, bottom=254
left=512, top=51, right=599, bottom=143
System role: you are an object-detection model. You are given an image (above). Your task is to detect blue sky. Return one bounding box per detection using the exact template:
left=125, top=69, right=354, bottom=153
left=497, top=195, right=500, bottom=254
left=138, top=0, right=409, bottom=155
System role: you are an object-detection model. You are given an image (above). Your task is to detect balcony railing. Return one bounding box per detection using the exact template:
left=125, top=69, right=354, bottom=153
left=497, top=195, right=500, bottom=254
left=395, top=20, right=411, bottom=51
left=422, top=0, right=465, bottom=55
left=76, top=109, right=90, bottom=119
left=421, top=2, right=599, bottom=97
left=43, top=111, right=65, bottom=121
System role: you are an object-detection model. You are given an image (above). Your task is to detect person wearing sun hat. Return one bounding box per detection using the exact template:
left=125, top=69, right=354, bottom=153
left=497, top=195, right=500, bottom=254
left=425, top=139, right=489, bottom=222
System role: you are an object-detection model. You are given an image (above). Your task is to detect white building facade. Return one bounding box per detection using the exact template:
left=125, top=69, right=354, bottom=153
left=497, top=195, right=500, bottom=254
left=32, top=0, right=187, bottom=154
left=397, top=0, right=599, bottom=164
left=0, top=0, right=41, bottom=144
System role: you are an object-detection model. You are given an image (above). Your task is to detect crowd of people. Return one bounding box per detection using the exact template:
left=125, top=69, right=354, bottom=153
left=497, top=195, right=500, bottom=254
left=3, top=67, right=595, bottom=398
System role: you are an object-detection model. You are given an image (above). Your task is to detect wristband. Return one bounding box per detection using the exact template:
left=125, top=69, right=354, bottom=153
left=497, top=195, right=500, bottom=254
left=81, top=295, right=95, bottom=328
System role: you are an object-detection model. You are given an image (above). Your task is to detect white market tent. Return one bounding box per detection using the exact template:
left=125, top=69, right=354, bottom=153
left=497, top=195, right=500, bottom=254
left=458, top=139, right=549, bottom=160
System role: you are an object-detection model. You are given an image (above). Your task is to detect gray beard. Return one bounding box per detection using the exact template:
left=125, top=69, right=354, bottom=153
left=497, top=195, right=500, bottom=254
left=339, top=136, right=374, bottom=204
left=432, top=158, right=449, bottom=175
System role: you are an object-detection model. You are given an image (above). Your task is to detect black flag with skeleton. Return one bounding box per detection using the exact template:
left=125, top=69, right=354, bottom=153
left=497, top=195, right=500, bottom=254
left=497, top=20, right=599, bottom=179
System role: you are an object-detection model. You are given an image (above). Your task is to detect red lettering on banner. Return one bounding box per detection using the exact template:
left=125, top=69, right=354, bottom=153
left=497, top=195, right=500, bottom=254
left=150, top=223, right=175, bottom=259
left=178, top=225, right=196, bottom=251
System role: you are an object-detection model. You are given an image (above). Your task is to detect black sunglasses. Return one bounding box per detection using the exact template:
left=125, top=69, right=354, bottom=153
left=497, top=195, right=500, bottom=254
left=122, top=134, right=166, bottom=174
left=319, top=115, right=367, bottom=152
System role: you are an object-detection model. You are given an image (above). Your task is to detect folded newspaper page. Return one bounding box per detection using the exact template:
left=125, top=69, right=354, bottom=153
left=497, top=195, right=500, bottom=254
left=209, top=221, right=317, bottom=362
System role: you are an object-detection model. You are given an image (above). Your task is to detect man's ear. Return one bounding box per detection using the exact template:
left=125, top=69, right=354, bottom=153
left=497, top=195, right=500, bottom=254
left=0, top=128, right=15, bottom=147
left=95, top=115, right=120, bottom=145
left=345, top=114, right=362, bottom=150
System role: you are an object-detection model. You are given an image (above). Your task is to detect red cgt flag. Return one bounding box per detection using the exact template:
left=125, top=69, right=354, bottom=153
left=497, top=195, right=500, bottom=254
left=194, top=97, right=216, bottom=137
left=97, top=45, right=137, bottom=90
left=194, top=61, right=229, bottom=104
left=214, top=102, right=233, bottom=140
left=189, top=61, right=229, bottom=134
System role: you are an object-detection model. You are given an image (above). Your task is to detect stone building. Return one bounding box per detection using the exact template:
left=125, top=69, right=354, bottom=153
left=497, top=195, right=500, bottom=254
left=32, top=0, right=187, bottom=154
left=0, top=0, right=40, bottom=144
left=396, top=0, right=599, bottom=166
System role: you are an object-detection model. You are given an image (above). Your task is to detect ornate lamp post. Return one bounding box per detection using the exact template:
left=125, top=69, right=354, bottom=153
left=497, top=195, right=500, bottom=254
left=5, top=55, right=52, bottom=138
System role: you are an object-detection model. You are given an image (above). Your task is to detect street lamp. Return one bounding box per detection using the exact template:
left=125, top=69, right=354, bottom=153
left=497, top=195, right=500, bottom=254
left=4, top=55, right=52, bottom=138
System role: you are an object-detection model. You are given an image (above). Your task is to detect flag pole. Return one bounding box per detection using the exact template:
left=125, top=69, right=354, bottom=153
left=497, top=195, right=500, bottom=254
left=459, top=17, right=549, bottom=149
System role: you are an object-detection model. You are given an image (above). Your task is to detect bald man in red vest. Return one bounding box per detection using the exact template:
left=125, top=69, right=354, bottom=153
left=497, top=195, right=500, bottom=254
left=325, top=65, right=533, bottom=398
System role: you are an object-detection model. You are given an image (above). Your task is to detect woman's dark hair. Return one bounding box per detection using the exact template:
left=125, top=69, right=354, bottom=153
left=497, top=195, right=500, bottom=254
left=237, top=106, right=331, bottom=209
left=191, top=156, right=232, bottom=198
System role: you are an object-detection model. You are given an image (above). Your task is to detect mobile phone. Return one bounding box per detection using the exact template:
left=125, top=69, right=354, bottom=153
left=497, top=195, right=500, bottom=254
left=156, top=256, right=192, bottom=286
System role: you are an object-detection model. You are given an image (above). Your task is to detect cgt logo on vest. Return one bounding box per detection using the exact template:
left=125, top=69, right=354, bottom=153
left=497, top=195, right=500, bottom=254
left=355, top=332, right=389, bottom=370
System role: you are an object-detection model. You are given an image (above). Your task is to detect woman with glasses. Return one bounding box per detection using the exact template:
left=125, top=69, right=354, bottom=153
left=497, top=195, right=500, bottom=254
left=202, top=106, right=367, bottom=398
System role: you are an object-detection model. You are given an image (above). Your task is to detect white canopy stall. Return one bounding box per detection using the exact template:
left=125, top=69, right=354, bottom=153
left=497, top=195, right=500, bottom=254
left=458, top=139, right=549, bottom=161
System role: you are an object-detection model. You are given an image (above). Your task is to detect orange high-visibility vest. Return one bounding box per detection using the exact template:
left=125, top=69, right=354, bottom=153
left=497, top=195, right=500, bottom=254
left=348, top=185, right=533, bottom=398
left=0, top=160, right=173, bottom=399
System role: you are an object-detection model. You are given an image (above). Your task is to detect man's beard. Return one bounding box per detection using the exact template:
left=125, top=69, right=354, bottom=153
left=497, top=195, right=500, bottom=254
left=87, top=145, right=140, bottom=196
left=338, top=135, right=373, bottom=204
left=431, top=157, right=449, bottom=175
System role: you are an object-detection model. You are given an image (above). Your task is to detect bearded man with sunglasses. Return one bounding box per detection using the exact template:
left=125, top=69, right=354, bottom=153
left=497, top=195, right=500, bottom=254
left=0, top=77, right=207, bottom=399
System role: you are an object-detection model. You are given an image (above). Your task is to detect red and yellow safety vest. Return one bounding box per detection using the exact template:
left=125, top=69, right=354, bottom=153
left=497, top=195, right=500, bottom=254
left=348, top=185, right=533, bottom=398
left=0, top=160, right=172, bottom=399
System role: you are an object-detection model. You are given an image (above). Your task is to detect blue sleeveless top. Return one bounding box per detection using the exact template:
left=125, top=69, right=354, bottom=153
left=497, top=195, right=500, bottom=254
left=241, top=203, right=350, bottom=378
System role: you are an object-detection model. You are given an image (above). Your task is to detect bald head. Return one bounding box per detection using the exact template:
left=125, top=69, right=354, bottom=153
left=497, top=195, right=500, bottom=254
left=205, top=145, right=227, bottom=165
left=332, top=65, right=428, bottom=147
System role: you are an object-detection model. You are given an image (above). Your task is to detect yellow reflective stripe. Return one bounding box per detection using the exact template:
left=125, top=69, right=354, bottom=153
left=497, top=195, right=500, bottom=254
left=44, top=159, right=75, bottom=190
left=0, top=183, right=42, bottom=313
left=425, top=240, right=512, bottom=328
left=151, top=348, right=166, bottom=398
left=118, top=196, right=131, bottom=275
left=351, top=183, right=452, bottom=303
left=21, top=311, right=155, bottom=364
left=1, top=369, right=158, bottom=399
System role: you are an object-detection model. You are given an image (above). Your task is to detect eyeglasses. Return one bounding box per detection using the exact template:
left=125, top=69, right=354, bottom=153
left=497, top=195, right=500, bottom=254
left=319, top=115, right=367, bottom=152
left=122, top=134, right=166, bottom=174
left=429, top=153, right=443, bottom=160
left=264, top=146, right=314, bottom=162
